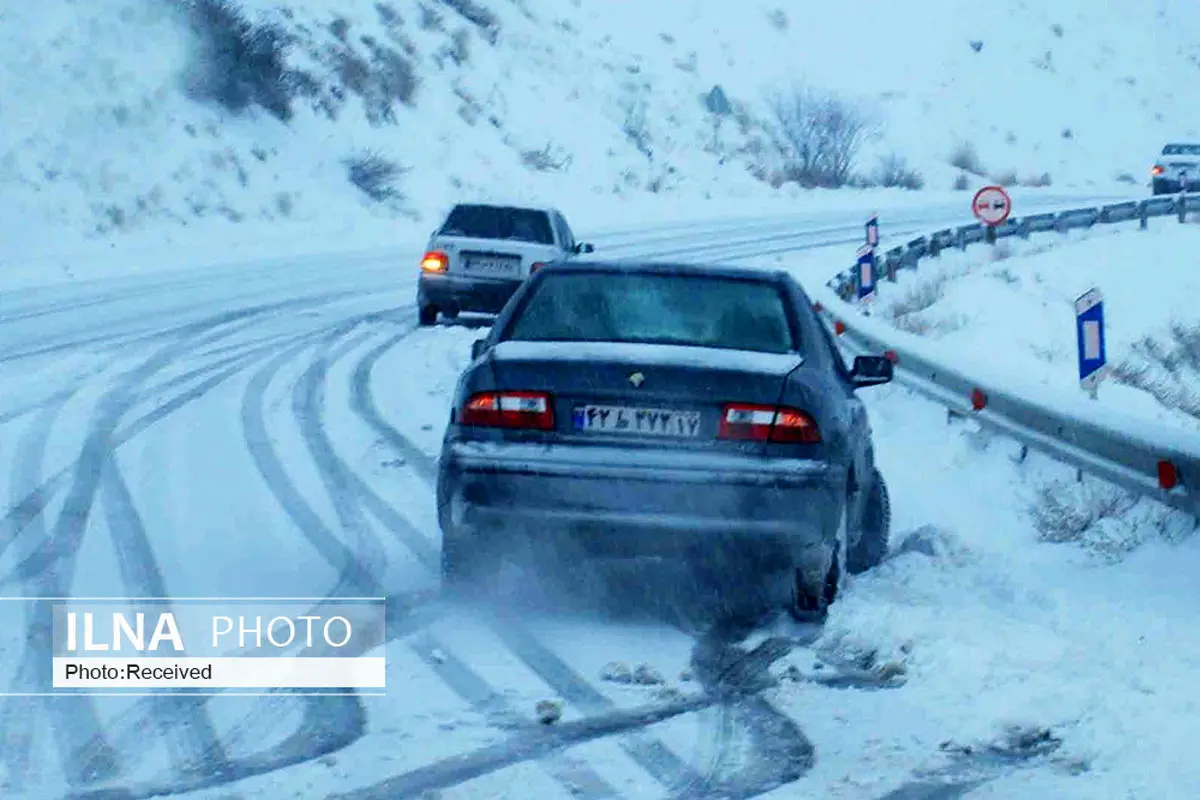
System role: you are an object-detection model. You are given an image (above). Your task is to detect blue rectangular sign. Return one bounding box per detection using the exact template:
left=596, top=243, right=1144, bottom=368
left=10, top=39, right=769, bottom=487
left=856, top=245, right=877, bottom=303
left=1074, top=288, right=1106, bottom=388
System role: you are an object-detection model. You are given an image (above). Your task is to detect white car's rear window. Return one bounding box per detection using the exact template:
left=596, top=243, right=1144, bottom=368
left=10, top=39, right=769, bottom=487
left=439, top=205, right=555, bottom=245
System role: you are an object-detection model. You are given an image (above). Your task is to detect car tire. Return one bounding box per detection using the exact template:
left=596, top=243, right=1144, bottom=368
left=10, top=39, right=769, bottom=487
left=846, top=469, right=891, bottom=575
left=418, top=304, right=438, bottom=326
left=442, top=307, right=460, bottom=320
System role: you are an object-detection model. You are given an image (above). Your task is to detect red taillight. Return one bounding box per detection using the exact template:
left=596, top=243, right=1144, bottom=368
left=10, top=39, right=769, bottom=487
left=530, top=262, right=547, bottom=274
left=718, top=403, right=820, bottom=444
left=460, top=391, right=554, bottom=430
left=1151, top=165, right=1165, bottom=177
left=421, top=250, right=448, bottom=272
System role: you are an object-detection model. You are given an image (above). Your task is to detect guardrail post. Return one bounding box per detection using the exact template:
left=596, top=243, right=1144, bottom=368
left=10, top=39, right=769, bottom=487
left=1138, top=201, right=1148, bottom=230
left=885, top=253, right=898, bottom=282
left=985, top=226, right=997, bottom=245
left=1179, top=195, right=1188, bottom=224
left=955, top=229, right=966, bottom=251
left=1055, top=214, right=1068, bottom=235
left=929, top=234, right=942, bottom=259
left=1018, top=219, right=1030, bottom=239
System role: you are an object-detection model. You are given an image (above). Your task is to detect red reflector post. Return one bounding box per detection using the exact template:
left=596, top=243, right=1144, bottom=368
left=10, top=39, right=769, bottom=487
left=718, top=404, right=820, bottom=444
left=970, top=388, right=987, bottom=411
left=461, top=391, right=554, bottom=430
left=834, top=321, right=846, bottom=336
left=883, top=349, right=899, bottom=364
left=1158, top=460, right=1179, bottom=490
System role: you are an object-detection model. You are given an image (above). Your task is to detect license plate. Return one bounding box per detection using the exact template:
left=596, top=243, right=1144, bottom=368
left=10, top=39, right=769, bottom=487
left=465, top=256, right=519, bottom=277
left=572, top=405, right=702, bottom=438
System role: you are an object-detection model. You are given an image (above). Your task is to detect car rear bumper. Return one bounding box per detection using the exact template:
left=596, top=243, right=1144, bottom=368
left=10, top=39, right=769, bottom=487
left=418, top=272, right=522, bottom=314
left=438, top=440, right=844, bottom=562
left=1152, top=178, right=1200, bottom=193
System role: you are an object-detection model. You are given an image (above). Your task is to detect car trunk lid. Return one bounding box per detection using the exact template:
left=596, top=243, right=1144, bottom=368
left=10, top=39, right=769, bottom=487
left=484, top=340, right=805, bottom=453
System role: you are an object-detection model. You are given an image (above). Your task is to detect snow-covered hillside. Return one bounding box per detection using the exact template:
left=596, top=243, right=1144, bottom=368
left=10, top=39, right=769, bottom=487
left=3, top=0, right=1200, bottom=273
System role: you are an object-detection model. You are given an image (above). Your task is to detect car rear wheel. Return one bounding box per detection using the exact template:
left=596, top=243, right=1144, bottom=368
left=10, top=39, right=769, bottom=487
left=846, top=469, right=891, bottom=574
left=418, top=304, right=439, bottom=326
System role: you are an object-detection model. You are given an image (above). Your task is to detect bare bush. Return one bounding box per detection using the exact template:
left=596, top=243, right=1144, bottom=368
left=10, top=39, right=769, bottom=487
left=437, top=0, right=499, bottom=43
left=440, top=28, right=471, bottom=66
left=991, top=169, right=1018, bottom=187
left=620, top=93, right=653, bottom=160
left=520, top=143, right=572, bottom=172
left=1030, top=482, right=1133, bottom=543
left=344, top=151, right=406, bottom=201
left=768, top=83, right=879, bottom=188
left=766, top=9, right=788, bottom=30
left=874, top=153, right=924, bottom=190
left=1113, top=323, right=1200, bottom=419
left=1021, top=172, right=1053, bottom=187
left=181, top=0, right=296, bottom=121
left=1115, top=172, right=1137, bottom=184
left=949, top=141, right=984, bottom=175
left=888, top=274, right=949, bottom=328
left=952, top=173, right=971, bottom=191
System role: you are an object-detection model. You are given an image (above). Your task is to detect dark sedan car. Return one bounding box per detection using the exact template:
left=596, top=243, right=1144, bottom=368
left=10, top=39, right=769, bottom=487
left=436, top=261, right=893, bottom=618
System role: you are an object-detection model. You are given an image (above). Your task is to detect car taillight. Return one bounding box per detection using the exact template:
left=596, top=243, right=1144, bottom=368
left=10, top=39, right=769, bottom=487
left=530, top=262, right=547, bottom=274
left=718, top=403, right=820, bottom=443
left=460, top=391, right=554, bottom=430
left=421, top=251, right=448, bottom=272
left=1151, top=165, right=1166, bottom=177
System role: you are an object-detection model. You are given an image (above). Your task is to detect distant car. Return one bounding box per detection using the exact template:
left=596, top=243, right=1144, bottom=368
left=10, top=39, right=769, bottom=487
left=1150, top=143, right=1200, bottom=195
left=416, top=203, right=595, bottom=326
left=436, top=260, right=894, bottom=618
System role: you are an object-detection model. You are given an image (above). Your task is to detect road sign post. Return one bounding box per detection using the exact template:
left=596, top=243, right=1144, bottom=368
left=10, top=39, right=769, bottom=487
left=856, top=244, right=877, bottom=306
left=1075, top=288, right=1107, bottom=399
left=972, top=185, right=1012, bottom=244
left=865, top=215, right=880, bottom=249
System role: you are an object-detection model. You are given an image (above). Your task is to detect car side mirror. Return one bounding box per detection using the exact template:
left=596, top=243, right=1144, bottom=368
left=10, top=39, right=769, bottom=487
left=471, top=339, right=487, bottom=360
left=850, top=355, right=893, bottom=388
left=574, top=242, right=595, bottom=254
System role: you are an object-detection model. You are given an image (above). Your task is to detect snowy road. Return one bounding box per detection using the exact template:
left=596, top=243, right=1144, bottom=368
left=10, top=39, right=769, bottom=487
left=5, top=192, right=1185, bottom=800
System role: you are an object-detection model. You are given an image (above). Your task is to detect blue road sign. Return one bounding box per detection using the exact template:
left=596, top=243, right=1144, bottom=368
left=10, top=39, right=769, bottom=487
left=866, top=215, right=880, bottom=248
left=856, top=244, right=877, bottom=303
left=1075, top=288, right=1106, bottom=392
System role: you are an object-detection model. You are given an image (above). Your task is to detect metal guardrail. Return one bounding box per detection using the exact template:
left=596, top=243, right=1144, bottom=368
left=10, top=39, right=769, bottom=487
left=819, top=192, right=1200, bottom=517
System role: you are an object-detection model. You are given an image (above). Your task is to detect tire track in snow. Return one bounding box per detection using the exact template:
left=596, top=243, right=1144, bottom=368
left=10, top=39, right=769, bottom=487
left=0, top=299, right=350, bottom=790
left=0, top=294, right=349, bottom=572
left=97, top=456, right=230, bottom=780
left=4, top=314, right=262, bottom=788
left=240, top=325, right=384, bottom=599
left=409, top=631, right=621, bottom=799
left=0, top=389, right=80, bottom=791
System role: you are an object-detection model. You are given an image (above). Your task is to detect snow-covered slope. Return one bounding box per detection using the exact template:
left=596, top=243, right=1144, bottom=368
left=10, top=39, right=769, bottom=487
left=3, top=0, right=1200, bottom=272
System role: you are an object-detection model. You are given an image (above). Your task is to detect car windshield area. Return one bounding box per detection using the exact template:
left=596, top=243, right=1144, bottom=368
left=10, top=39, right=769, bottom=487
left=438, top=205, right=555, bottom=245
left=1162, top=144, right=1200, bottom=156
left=503, top=271, right=798, bottom=354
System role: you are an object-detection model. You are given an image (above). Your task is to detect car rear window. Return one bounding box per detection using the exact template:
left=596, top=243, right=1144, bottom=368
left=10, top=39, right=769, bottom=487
left=439, top=205, right=555, bottom=245
left=1162, top=144, right=1200, bottom=156
left=503, top=272, right=798, bottom=354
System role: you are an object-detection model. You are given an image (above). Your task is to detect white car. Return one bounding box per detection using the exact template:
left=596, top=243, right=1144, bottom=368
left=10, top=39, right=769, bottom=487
left=416, top=203, right=595, bottom=326
left=1150, top=143, right=1200, bottom=195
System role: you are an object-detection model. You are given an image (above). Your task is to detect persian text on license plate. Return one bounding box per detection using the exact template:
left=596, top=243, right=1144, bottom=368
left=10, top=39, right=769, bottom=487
left=572, top=405, right=702, bottom=438
left=466, top=256, right=519, bottom=276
